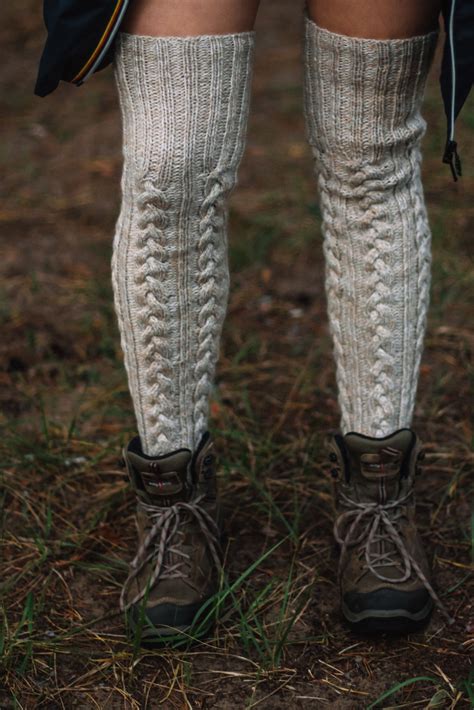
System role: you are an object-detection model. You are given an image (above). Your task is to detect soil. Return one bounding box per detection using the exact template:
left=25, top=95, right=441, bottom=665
left=1, top=1, right=473, bottom=708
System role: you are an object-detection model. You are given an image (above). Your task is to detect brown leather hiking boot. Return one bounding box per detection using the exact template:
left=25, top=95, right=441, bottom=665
left=120, top=432, right=223, bottom=644
left=327, top=428, right=452, bottom=633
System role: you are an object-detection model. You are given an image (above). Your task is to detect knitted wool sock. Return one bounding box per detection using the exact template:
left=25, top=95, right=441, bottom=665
left=303, top=17, right=438, bottom=437
left=112, top=31, right=254, bottom=455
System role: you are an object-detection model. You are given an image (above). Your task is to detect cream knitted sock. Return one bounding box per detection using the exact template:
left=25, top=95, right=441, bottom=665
left=303, top=17, right=438, bottom=437
left=112, top=31, right=254, bottom=455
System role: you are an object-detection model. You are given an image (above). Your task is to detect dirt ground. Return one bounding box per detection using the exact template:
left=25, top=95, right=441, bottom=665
left=1, top=1, right=473, bottom=708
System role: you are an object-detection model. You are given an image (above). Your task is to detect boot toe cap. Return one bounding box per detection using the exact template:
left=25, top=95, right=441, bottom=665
left=129, top=598, right=213, bottom=641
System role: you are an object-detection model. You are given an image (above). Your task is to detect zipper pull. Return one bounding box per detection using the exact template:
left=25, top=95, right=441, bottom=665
left=443, top=139, right=462, bottom=182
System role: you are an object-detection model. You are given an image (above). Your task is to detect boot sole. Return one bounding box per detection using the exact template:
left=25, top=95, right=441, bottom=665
left=342, top=598, right=433, bottom=634
left=127, top=614, right=215, bottom=648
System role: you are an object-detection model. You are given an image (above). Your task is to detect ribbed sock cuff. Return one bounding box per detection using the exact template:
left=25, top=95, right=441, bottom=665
left=304, top=15, right=438, bottom=157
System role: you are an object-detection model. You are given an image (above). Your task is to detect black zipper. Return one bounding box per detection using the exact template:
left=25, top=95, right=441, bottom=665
left=442, top=0, right=462, bottom=181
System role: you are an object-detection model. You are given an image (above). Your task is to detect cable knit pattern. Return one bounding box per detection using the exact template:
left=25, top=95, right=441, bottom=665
left=194, top=172, right=231, bottom=441
left=303, top=18, right=438, bottom=436
left=112, top=32, right=254, bottom=455
left=134, top=179, right=175, bottom=451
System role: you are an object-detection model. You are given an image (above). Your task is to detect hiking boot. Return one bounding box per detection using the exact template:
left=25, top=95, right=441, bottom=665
left=120, top=432, right=223, bottom=644
left=327, top=428, right=451, bottom=633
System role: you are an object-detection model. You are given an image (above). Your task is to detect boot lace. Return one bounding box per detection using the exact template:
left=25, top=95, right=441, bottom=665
left=334, top=489, right=453, bottom=623
left=120, top=494, right=222, bottom=612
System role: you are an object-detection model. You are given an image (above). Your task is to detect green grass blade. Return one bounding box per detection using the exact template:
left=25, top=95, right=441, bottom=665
left=367, top=676, right=440, bottom=709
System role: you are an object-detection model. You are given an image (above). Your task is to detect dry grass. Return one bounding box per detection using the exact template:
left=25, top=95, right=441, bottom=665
left=1, top=1, right=473, bottom=707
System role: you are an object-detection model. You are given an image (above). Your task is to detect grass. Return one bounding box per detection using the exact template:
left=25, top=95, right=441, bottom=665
left=1, top=0, right=473, bottom=707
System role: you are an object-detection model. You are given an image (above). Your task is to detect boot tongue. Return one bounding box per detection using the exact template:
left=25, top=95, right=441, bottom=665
left=126, top=447, right=192, bottom=505
left=343, top=429, right=414, bottom=501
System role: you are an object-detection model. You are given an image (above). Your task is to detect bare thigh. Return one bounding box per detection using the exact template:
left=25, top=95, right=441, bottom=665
left=122, top=0, right=262, bottom=36
left=306, top=0, right=441, bottom=39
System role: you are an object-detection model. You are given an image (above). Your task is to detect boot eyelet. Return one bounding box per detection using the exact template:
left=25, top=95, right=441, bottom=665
left=329, top=453, right=338, bottom=463
left=331, top=468, right=339, bottom=479
left=203, top=455, right=214, bottom=466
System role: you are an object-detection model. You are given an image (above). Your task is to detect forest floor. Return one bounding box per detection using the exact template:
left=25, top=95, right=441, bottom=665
left=1, top=1, right=473, bottom=707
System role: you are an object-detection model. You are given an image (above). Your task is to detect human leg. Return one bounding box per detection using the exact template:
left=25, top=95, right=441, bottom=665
left=305, top=0, right=440, bottom=438
left=303, top=1, right=451, bottom=631
left=113, top=1, right=258, bottom=457
left=308, top=0, right=440, bottom=40
left=122, top=0, right=260, bottom=36
left=112, top=0, right=259, bottom=641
